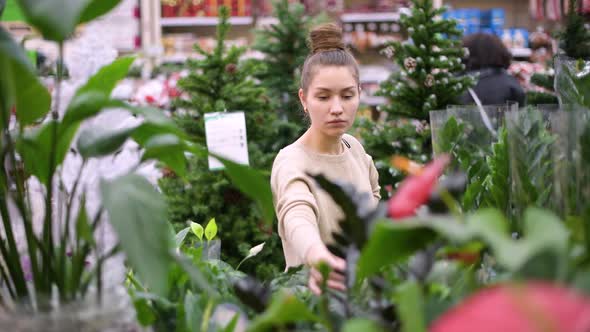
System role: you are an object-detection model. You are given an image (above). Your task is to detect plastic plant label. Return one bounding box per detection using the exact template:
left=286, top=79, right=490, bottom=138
left=204, top=111, right=249, bottom=171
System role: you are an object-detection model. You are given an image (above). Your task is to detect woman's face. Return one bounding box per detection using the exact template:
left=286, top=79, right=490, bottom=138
left=299, top=66, right=360, bottom=138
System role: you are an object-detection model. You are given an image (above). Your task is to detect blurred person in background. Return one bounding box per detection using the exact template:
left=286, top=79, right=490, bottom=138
left=459, top=33, right=526, bottom=106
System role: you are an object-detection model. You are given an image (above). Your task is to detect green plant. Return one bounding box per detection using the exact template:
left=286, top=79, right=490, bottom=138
left=0, top=0, right=278, bottom=312
left=376, top=0, right=474, bottom=121
left=251, top=0, right=326, bottom=129
left=506, top=110, right=556, bottom=225
left=0, top=0, right=194, bottom=310
left=433, top=116, right=510, bottom=214
left=161, top=6, right=285, bottom=280
left=355, top=117, right=430, bottom=198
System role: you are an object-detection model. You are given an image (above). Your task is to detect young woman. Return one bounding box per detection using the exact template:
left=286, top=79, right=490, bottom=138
left=270, top=23, right=380, bottom=295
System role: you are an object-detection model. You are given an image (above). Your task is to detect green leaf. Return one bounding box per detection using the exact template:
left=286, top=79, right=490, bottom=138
left=132, top=298, right=157, bottom=326
left=15, top=121, right=54, bottom=185
left=0, top=27, right=50, bottom=126
left=101, top=174, right=172, bottom=296
left=213, top=153, right=275, bottom=225
left=75, top=56, right=134, bottom=97
left=78, top=0, right=122, bottom=25
left=396, top=281, right=426, bottom=332
left=357, top=219, right=437, bottom=279
left=222, top=314, right=240, bottom=332
left=342, top=319, right=387, bottom=332
left=190, top=222, right=204, bottom=241
left=15, top=0, right=120, bottom=42
left=184, top=291, right=204, bottom=332
left=77, top=124, right=138, bottom=159
left=246, top=292, right=321, bottom=332
left=205, top=218, right=217, bottom=241
left=175, top=227, right=190, bottom=248
left=62, top=92, right=124, bottom=129
left=75, top=201, right=93, bottom=246
left=141, top=134, right=187, bottom=178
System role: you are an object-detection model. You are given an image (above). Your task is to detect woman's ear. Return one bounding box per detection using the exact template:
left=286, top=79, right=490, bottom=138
left=298, top=88, right=307, bottom=111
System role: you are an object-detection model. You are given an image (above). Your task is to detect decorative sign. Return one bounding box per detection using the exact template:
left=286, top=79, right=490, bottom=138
left=204, top=111, right=249, bottom=170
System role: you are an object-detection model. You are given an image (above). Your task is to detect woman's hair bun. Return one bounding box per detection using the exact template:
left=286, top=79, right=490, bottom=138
left=309, top=23, right=345, bottom=54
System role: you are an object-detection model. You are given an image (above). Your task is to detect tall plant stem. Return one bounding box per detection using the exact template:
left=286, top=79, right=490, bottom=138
left=42, top=42, right=64, bottom=292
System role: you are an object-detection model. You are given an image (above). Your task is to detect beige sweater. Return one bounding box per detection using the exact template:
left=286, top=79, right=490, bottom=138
left=271, top=134, right=381, bottom=268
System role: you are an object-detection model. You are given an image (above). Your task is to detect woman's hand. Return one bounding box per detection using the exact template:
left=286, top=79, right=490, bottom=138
left=305, top=243, right=346, bottom=295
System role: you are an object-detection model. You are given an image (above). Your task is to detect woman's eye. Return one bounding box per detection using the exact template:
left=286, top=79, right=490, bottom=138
left=317, top=96, right=329, bottom=101
left=343, top=95, right=354, bottom=100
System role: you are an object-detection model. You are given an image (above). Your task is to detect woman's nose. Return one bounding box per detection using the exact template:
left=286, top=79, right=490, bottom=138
left=330, top=98, right=344, bottom=115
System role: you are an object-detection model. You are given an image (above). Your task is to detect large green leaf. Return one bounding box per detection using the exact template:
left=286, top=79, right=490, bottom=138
left=16, top=119, right=79, bottom=186
left=186, top=142, right=275, bottom=224
left=141, top=134, right=187, bottom=178
left=357, top=219, right=438, bottom=279
left=213, top=154, right=275, bottom=225
left=78, top=0, right=122, bottom=24
left=77, top=124, right=138, bottom=159
left=0, top=27, right=50, bottom=126
left=184, top=290, right=204, bottom=332
left=15, top=0, right=121, bottom=42
left=75, top=56, right=134, bottom=97
left=359, top=208, right=568, bottom=281
left=101, top=174, right=172, bottom=296
left=246, top=292, right=321, bottom=332
left=396, top=281, right=426, bottom=332
left=62, top=92, right=124, bottom=129
left=15, top=121, right=54, bottom=184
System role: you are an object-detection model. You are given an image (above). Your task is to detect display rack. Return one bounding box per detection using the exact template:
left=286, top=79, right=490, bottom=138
left=161, top=16, right=254, bottom=26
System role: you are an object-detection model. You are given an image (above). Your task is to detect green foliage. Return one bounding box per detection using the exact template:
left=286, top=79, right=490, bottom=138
left=527, top=72, right=558, bottom=106
left=556, top=58, right=590, bottom=109
left=251, top=0, right=326, bottom=128
left=246, top=292, right=321, bottom=332
left=530, top=72, right=555, bottom=91
left=0, top=3, right=209, bottom=308
left=376, top=0, right=474, bottom=120
left=396, top=281, right=426, bottom=332
left=559, top=0, right=590, bottom=59
left=355, top=117, right=430, bottom=198
left=433, top=116, right=510, bottom=214
left=526, top=90, right=559, bottom=106
left=101, top=174, right=172, bottom=296
left=0, top=27, right=50, bottom=127
left=506, top=110, right=556, bottom=222
left=161, top=6, right=285, bottom=280
left=15, top=0, right=122, bottom=42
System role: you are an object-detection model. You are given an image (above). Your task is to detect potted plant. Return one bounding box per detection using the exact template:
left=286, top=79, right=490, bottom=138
left=0, top=0, right=206, bottom=330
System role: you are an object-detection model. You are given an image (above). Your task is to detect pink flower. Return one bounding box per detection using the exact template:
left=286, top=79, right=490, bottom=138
left=430, top=282, right=590, bottom=332
left=387, top=155, right=450, bottom=219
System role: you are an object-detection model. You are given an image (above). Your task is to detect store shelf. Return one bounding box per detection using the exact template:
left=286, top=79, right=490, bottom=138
left=510, top=47, right=532, bottom=58
left=341, top=12, right=400, bottom=23
left=161, top=16, right=254, bottom=27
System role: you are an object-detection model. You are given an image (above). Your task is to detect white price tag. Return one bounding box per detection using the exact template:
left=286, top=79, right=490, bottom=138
left=204, top=111, right=249, bottom=171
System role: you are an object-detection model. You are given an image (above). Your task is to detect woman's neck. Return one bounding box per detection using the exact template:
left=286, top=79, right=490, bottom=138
left=300, top=129, right=343, bottom=155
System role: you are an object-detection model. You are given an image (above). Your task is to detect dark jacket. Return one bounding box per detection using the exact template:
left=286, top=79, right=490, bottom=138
left=459, top=67, right=526, bottom=106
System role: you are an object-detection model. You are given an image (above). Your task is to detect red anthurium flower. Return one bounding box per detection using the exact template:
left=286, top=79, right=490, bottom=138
left=430, top=282, right=590, bottom=332
left=387, top=155, right=450, bottom=219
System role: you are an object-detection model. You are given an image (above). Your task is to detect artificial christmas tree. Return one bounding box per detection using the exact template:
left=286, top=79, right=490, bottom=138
left=376, top=0, right=473, bottom=121
left=359, top=0, right=472, bottom=196
left=251, top=0, right=326, bottom=130
left=160, top=6, right=286, bottom=279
